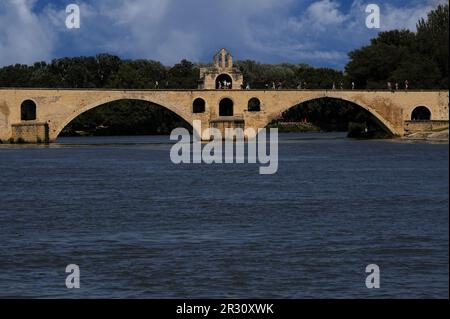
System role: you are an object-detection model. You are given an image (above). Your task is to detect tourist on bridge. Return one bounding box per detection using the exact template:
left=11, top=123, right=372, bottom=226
left=395, top=82, right=399, bottom=91
left=340, top=82, right=344, bottom=90
left=352, top=82, right=355, bottom=90
left=272, top=82, right=276, bottom=90
left=154, top=81, right=159, bottom=89
left=387, top=82, right=392, bottom=92
left=332, top=82, right=336, bottom=90
left=405, top=80, right=409, bottom=91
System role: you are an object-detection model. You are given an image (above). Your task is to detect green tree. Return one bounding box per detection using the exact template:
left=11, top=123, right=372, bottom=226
left=107, top=60, right=167, bottom=89
left=345, top=4, right=449, bottom=89
left=346, top=30, right=416, bottom=89
left=416, top=4, right=449, bottom=88
left=167, top=59, right=198, bottom=89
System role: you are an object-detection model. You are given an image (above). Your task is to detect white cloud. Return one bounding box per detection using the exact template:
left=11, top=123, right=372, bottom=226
left=0, top=0, right=55, bottom=66
left=307, top=0, right=348, bottom=27
left=0, top=0, right=448, bottom=68
left=381, top=0, right=448, bottom=31
left=102, top=0, right=168, bottom=25
left=245, top=0, right=449, bottom=67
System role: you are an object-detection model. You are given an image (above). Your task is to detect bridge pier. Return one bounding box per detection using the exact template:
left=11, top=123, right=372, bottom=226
left=11, top=122, right=49, bottom=144
left=404, top=120, right=449, bottom=135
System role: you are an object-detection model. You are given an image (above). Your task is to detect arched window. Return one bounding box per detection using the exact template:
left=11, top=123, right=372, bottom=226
left=216, top=74, right=233, bottom=89
left=248, top=98, right=261, bottom=112
left=193, top=98, right=206, bottom=113
left=21, top=100, right=36, bottom=121
left=219, top=98, right=234, bottom=116
left=411, top=106, right=431, bottom=121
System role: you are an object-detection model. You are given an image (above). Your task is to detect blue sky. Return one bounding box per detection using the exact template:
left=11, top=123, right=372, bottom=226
left=0, top=0, right=447, bottom=69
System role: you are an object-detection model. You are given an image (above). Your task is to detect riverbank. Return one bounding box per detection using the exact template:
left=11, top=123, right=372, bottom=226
left=403, top=129, right=449, bottom=142
left=267, top=122, right=321, bottom=133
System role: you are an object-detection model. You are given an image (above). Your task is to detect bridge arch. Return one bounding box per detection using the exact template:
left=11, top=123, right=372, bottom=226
left=52, top=97, right=192, bottom=140
left=271, top=96, right=399, bottom=136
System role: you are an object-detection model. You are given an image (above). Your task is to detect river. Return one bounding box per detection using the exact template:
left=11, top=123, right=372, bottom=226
left=0, top=133, right=448, bottom=298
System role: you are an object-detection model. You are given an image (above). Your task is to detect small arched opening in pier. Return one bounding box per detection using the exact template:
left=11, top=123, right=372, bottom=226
left=248, top=98, right=261, bottom=112
left=21, top=100, right=37, bottom=121
left=193, top=98, right=206, bottom=113
left=219, top=98, right=234, bottom=117
left=411, top=106, right=431, bottom=121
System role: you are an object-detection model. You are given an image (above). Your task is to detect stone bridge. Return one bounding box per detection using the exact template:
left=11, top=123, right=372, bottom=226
left=0, top=88, right=448, bottom=143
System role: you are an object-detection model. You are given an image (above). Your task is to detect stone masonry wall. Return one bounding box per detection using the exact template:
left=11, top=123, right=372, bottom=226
left=11, top=122, right=49, bottom=143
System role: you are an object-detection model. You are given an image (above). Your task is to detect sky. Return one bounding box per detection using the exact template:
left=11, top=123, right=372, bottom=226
left=0, top=0, right=447, bottom=69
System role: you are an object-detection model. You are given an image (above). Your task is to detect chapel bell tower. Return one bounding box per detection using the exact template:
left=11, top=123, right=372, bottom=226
left=198, top=48, right=244, bottom=90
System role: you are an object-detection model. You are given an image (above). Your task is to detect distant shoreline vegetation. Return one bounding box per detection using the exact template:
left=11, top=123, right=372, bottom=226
left=0, top=4, right=447, bottom=138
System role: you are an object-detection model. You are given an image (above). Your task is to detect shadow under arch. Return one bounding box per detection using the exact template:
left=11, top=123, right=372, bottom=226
left=54, top=98, right=193, bottom=139
left=270, top=96, right=397, bottom=136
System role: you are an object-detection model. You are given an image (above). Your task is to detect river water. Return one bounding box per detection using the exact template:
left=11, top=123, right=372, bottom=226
left=0, top=133, right=448, bottom=298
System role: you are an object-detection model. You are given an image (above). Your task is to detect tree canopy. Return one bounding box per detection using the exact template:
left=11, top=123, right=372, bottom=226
left=345, top=4, right=449, bottom=89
